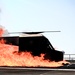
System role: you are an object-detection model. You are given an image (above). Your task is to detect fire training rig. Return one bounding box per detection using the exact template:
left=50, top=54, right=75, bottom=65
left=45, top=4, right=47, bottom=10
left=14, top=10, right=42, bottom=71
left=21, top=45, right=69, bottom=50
left=0, top=31, right=64, bottom=62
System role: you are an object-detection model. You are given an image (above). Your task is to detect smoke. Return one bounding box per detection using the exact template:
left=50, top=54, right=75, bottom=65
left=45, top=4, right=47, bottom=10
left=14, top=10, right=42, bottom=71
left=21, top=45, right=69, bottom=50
left=0, top=25, right=9, bottom=36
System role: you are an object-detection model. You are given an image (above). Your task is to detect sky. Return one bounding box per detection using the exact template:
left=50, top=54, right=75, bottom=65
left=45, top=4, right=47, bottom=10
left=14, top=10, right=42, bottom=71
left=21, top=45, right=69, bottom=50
left=0, top=0, right=75, bottom=54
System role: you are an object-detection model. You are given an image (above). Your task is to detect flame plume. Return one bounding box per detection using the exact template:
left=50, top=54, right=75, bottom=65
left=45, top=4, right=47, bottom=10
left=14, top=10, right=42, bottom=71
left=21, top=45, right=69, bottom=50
left=0, top=26, right=69, bottom=67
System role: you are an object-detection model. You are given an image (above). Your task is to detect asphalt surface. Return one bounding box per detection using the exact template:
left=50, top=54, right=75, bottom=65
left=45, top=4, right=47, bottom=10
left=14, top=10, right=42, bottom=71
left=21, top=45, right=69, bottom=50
left=0, top=69, right=75, bottom=75
left=0, top=66, right=75, bottom=75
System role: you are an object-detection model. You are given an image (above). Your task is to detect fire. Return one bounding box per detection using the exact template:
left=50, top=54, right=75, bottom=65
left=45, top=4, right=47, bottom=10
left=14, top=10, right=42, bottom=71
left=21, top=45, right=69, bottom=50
left=0, top=39, right=6, bottom=44
left=0, top=43, right=69, bottom=67
left=0, top=27, right=69, bottom=67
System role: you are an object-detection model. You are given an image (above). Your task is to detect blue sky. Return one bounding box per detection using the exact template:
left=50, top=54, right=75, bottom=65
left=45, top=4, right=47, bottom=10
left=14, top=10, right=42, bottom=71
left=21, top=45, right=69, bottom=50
left=0, top=0, right=75, bottom=54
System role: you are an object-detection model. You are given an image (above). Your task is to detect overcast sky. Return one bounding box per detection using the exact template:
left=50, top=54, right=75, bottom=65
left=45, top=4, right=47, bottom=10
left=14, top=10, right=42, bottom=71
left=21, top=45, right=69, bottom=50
left=0, top=0, right=75, bottom=54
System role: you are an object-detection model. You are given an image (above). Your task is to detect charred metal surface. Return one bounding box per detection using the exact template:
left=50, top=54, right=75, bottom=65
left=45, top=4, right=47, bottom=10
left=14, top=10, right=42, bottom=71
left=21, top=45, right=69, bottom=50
left=19, top=36, right=64, bottom=62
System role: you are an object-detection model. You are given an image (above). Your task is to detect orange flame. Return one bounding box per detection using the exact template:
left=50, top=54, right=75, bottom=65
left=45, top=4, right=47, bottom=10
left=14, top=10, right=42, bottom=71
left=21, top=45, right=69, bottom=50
left=0, top=39, right=6, bottom=44
left=0, top=43, right=69, bottom=67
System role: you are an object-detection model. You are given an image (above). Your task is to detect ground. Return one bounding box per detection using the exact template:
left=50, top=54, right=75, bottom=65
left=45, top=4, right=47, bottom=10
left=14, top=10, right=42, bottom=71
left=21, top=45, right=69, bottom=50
left=0, top=67, right=75, bottom=75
